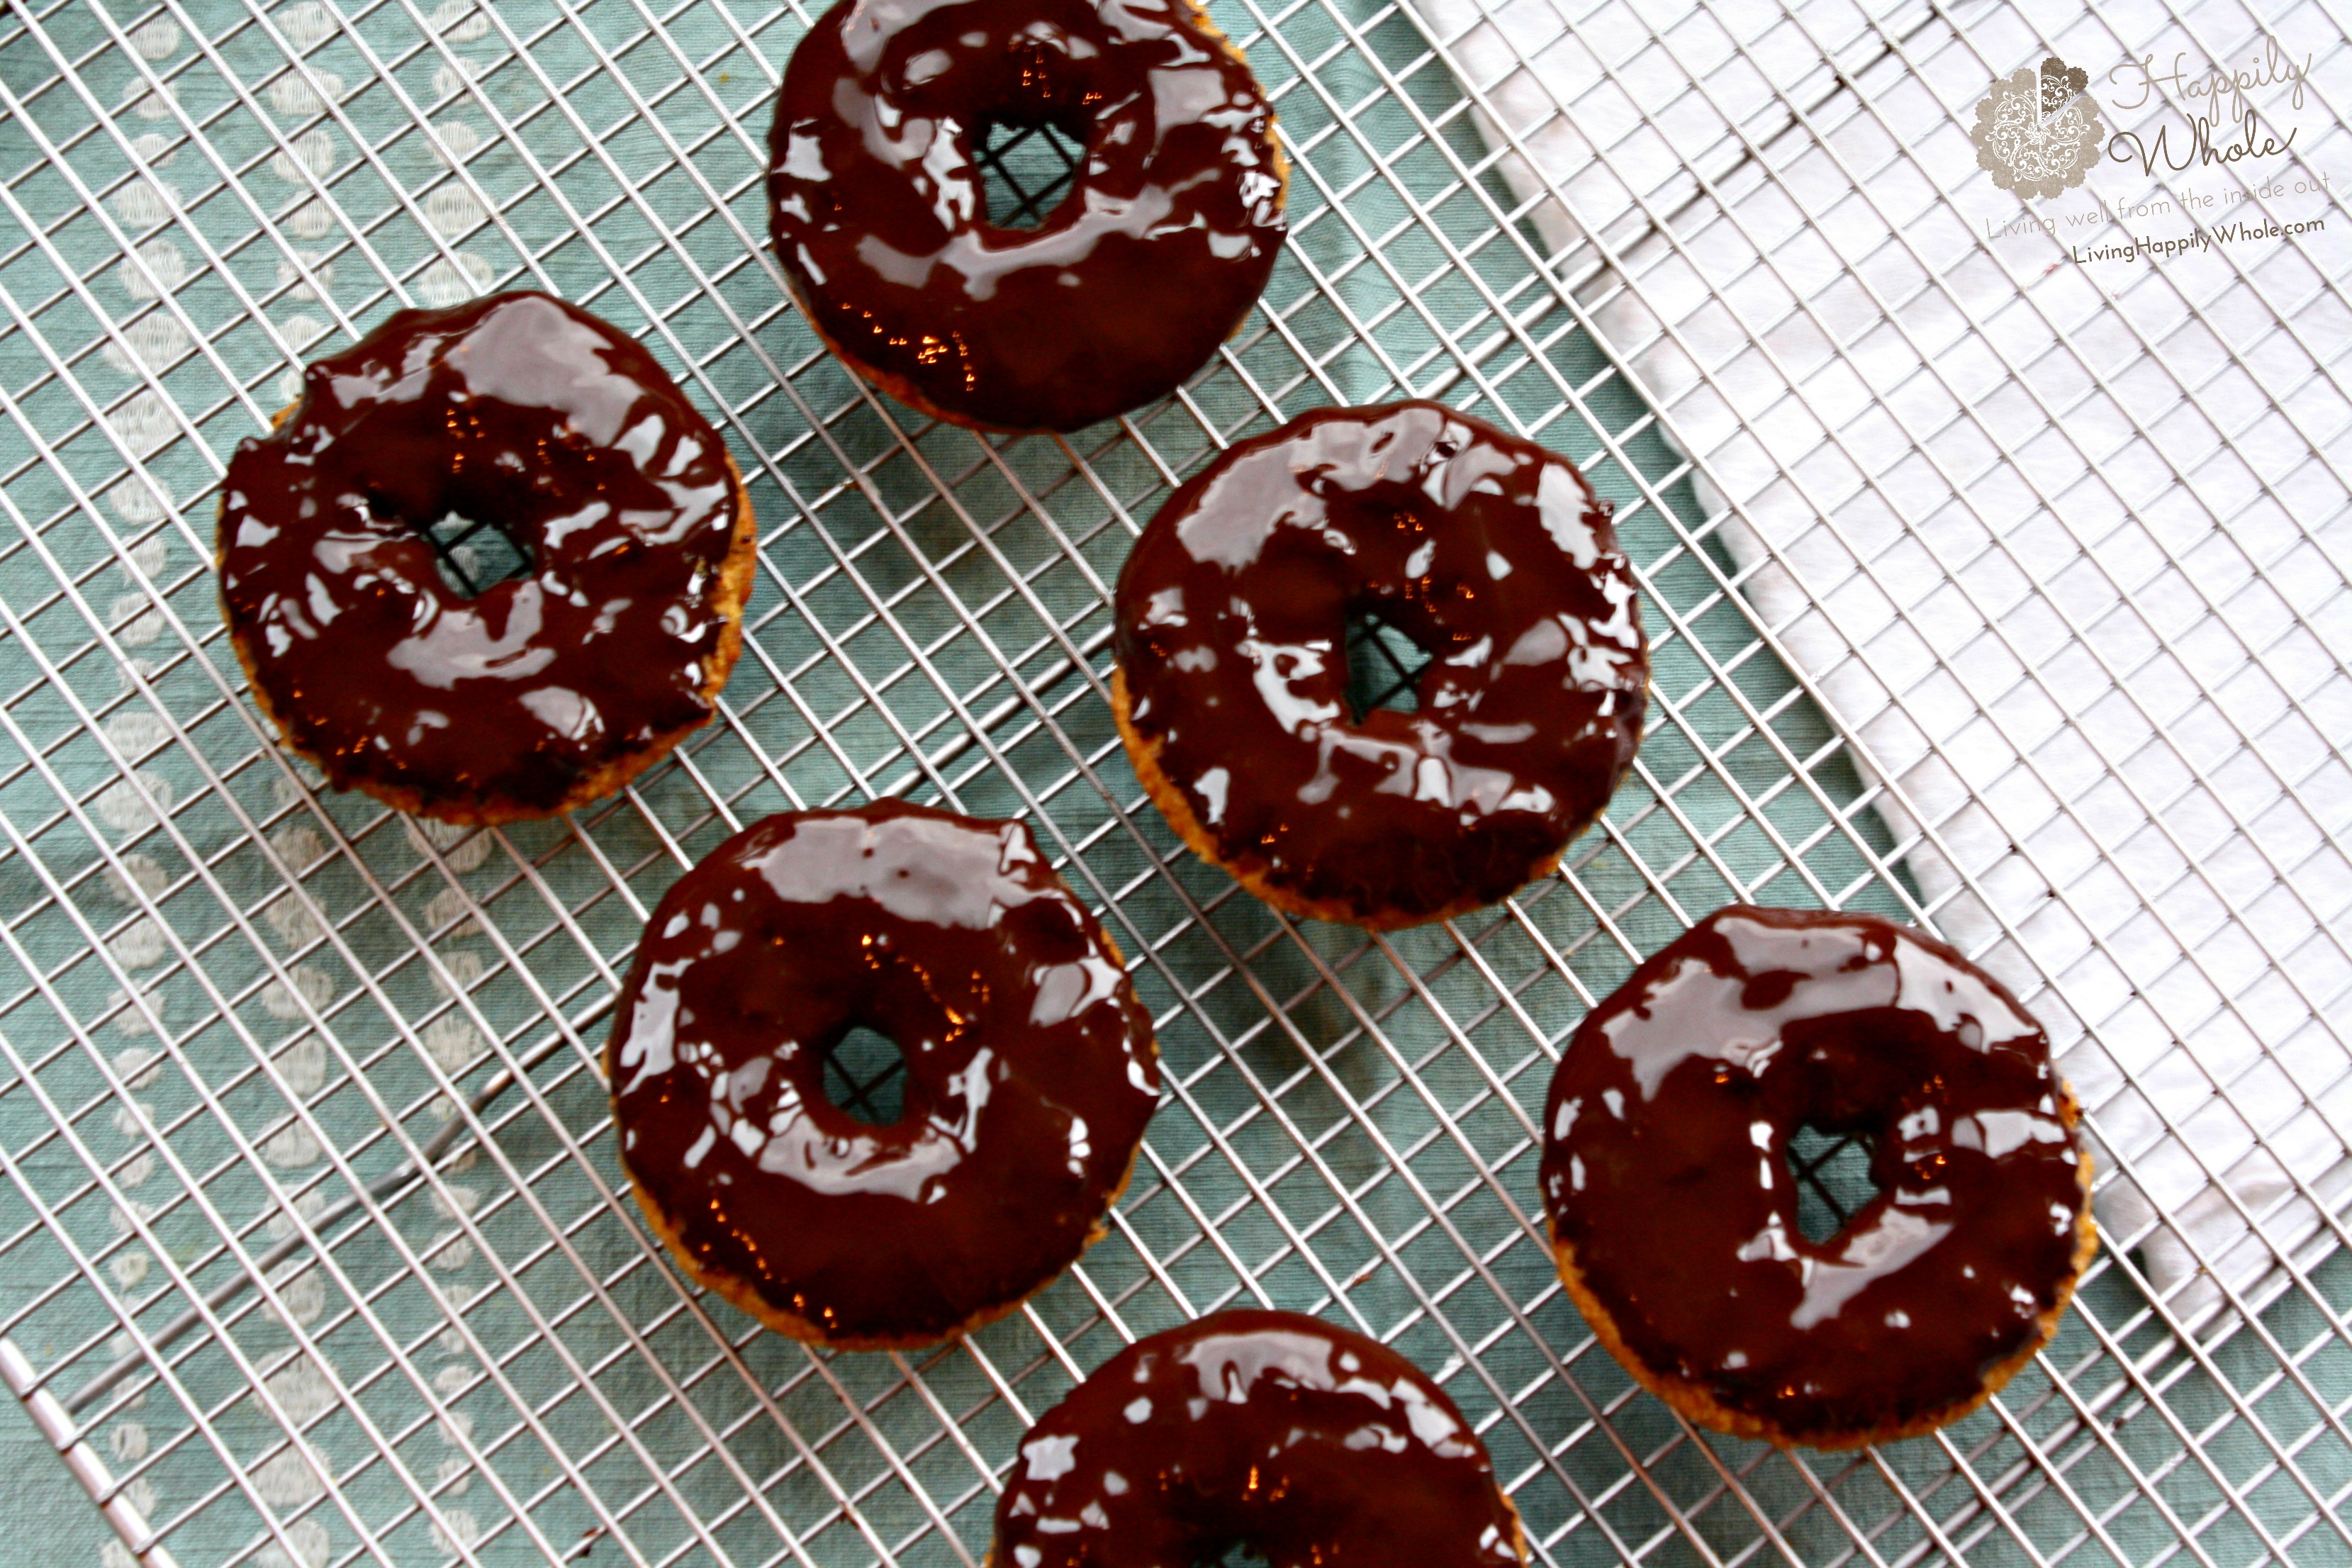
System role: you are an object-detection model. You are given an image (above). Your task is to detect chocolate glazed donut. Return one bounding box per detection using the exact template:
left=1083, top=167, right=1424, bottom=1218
left=607, top=801, right=1160, bottom=1348
left=218, top=292, right=756, bottom=824
left=1111, top=402, right=1647, bottom=928
left=1541, top=906, right=2097, bottom=1449
left=767, top=0, right=1287, bottom=432
left=994, top=1311, right=1523, bottom=1568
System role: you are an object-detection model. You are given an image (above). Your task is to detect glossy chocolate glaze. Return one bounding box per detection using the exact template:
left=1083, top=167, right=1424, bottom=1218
left=768, top=0, right=1286, bottom=432
left=607, top=801, right=1160, bottom=1345
left=1113, top=402, right=1647, bottom=924
left=996, top=1310, right=1522, bottom=1568
left=218, top=292, right=742, bottom=817
left=1541, top=906, right=2089, bottom=1443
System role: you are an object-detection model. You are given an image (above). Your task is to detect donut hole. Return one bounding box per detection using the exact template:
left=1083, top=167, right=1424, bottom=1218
left=820, top=1024, right=907, bottom=1126
left=1201, top=1544, right=1273, bottom=1568
left=1343, top=608, right=1430, bottom=721
left=412, top=507, right=534, bottom=599
left=1786, top=1123, right=1881, bottom=1244
left=975, top=117, right=1086, bottom=231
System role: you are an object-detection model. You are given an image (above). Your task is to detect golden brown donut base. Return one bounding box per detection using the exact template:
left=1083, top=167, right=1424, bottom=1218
left=617, top=928, right=1155, bottom=1351
left=798, top=0, right=1288, bottom=437
left=220, top=403, right=758, bottom=828
left=1552, top=1084, right=2100, bottom=1450
left=1112, top=669, right=1564, bottom=931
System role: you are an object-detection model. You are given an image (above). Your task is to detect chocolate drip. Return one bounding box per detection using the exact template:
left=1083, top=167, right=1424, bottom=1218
left=218, top=291, right=741, bottom=817
left=997, top=1310, right=1523, bottom=1568
left=1541, top=906, right=2089, bottom=1443
left=607, top=801, right=1160, bottom=1345
left=768, top=0, right=1285, bottom=432
left=1113, top=401, right=1647, bottom=923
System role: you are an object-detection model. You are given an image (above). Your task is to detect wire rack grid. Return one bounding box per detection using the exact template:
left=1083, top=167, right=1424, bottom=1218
left=0, top=1, right=2344, bottom=1567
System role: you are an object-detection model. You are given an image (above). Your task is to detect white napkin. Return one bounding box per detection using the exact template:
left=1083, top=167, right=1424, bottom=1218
left=1410, top=0, right=2352, bottom=1331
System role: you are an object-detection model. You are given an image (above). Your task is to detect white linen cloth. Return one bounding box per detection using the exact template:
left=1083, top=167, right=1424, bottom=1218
left=1409, top=0, right=2352, bottom=1329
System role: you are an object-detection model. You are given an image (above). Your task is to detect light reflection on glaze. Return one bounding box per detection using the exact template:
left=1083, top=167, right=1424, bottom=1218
left=218, top=292, right=741, bottom=816
left=1113, top=402, right=1647, bottom=924
left=996, top=1311, right=1522, bottom=1568
left=607, top=801, right=1160, bottom=1344
left=767, top=0, right=1285, bottom=431
left=1540, top=906, right=2088, bottom=1443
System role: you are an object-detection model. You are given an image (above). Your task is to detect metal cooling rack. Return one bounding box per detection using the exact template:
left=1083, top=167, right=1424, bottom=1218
left=0, top=1, right=2346, bottom=1567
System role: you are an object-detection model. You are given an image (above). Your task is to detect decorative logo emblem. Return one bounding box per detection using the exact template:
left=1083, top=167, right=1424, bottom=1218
left=1971, top=56, right=2105, bottom=199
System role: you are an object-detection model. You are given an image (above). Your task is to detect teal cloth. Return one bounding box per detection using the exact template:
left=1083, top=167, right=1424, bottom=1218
left=3, top=3, right=2261, bottom=1568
